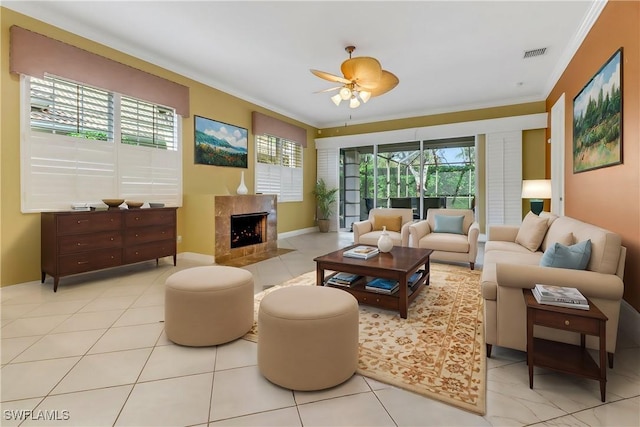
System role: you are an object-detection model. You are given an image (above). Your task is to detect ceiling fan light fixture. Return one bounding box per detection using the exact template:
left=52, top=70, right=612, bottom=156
left=359, top=90, right=371, bottom=103
left=339, top=87, right=352, bottom=100
left=349, top=96, right=360, bottom=109
left=331, top=93, right=342, bottom=106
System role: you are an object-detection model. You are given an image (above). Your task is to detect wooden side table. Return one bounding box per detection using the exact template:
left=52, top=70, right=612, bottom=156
left=523, top=289, right=608, bottom=402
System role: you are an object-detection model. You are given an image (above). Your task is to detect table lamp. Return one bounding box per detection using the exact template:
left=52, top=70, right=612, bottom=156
left=522, top=179, right=552, bottom=215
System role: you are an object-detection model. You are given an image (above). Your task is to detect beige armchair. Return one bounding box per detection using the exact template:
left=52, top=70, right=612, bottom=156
left=352, top=208, right=414, bottom=247
left=409, top=208, right=479, bottom=269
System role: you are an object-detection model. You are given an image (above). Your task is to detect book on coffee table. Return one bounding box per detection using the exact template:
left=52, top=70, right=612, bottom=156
left=365, top=278, right=399, bottom=294
left=326, top=272, right=362, bottom=287
left=343, top=246, right=379, bottom=259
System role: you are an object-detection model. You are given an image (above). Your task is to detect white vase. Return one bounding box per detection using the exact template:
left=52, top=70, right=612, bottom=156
left=377, top=226, right=393, bottom=253
left=237, top=171, right=248, bottom=195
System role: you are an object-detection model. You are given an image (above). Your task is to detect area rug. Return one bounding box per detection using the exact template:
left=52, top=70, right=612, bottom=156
left=243, top=263, right=486, bottom=415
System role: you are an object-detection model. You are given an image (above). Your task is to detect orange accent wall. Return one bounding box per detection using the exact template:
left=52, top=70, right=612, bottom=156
left=546, top=0, right=640, bottom=311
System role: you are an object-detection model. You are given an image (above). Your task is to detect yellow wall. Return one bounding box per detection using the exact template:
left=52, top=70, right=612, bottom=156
left=522, top=129, right=548, bottom=214
left=0, top=8, right=318, bottom=286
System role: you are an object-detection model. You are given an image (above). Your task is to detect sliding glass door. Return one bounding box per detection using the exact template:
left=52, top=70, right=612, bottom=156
left=338, top=137, right=475, bottom=230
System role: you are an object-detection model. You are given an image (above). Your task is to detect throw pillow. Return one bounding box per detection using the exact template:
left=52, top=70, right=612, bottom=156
left=433, top=215, right=464, bottom=234
left=540, top=239, right=592, bottom=270
left=373, top=215, right=402, bottom=232
left=515, top=211, right=550, bottom=252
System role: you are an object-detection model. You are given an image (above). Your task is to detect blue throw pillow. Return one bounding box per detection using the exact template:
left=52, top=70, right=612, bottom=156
left=433, top=215, right=464, bottom=234
left=540, top=239, right=591, bottom=270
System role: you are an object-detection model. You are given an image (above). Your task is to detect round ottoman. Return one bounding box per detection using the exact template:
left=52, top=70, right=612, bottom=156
left=258, top=285, right=359, bottom=391
left=165, top=266, right=254, bottom=346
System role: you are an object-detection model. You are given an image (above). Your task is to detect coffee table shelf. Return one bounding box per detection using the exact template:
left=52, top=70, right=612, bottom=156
left=314, top=245, right=433, bottom=319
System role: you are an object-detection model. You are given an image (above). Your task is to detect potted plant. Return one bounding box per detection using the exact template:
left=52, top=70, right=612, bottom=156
left=313, top=179, right=338, bottom=232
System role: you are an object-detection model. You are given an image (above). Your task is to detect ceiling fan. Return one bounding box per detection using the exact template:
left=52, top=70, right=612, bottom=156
left=310, top=46, right=399, bottom=108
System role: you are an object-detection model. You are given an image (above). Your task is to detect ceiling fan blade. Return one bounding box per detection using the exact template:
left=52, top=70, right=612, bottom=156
left=313, top=86, right=342, bottom=94
left=341, top=57, right=382, bottom=89
left=310, top=69, right=351, bottom=85
left=368, top=70, right=399, bottom=97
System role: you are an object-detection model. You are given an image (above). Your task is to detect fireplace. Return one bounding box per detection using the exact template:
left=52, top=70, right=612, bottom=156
left=214, top=195, right=277, bottom=264
left=231, top=212, right=268, bottom=249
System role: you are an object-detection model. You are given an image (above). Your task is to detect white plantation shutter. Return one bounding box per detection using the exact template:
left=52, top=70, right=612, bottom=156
left=485, top=131, right=522, bottom=226
left=316, top=147, right=340, bottom=231
left=118, top=142, right=182, bottom=206
left=255, top=135, right=302, bottom=202
left=22, top=134, right=117, bottom=211
left=21, top=75, right=182, bottom=212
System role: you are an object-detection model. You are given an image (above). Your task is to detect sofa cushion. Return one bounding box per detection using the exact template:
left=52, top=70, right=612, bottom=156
left=417, top=233, right=469, bottom=253
left=433, top=215, right=464, bottom=234
left=546, top=216, right=622, bottom=274
left=358, top=230, right=403, bottom=247
left=515, top=211, right=549, bottom=252
left=485, top=240, right=534, bottom=255
left=540, top=239, right=592, bottom=270
left=372, top=215, right=402, bottom=232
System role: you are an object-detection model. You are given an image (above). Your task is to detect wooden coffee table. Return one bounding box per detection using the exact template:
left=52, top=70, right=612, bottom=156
left=313, top=245, right=433, bottom=319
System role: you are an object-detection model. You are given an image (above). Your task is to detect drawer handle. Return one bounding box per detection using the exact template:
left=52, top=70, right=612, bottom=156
left=135, top=217, right=140, bottom=221
left=110, top=237, right=114, bottom=241
left=565, top=320, right=570, bottom=326
left=77, top=220, right=89, bottom=224
left=135, top=251, right=139, bottom=255
left=135, top=234, right=139, bottom=237
left=77, top=261, right=89, bottom=265
left=76, top=243, right=87, bottom=246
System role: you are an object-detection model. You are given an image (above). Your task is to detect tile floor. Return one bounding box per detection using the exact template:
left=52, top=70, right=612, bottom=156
left=1, top=231, right=638, bottom=426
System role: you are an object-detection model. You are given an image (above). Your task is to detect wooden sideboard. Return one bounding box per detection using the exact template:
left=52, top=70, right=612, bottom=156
left=41, top=207, right=177, bottom=291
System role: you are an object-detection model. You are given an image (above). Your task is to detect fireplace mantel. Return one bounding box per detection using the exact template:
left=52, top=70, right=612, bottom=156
left=214, top=195, right=277, bottom=263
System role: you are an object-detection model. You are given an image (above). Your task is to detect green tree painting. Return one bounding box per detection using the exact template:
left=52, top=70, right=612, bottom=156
left=573, top=49, right=622, bottom=173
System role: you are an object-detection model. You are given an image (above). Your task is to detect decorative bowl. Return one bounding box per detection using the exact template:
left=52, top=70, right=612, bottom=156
left=102, top=198, right=124, bottom=208
left=126, top=201, right=144, bottom=209
left=148, top=202, right=165, bottom=208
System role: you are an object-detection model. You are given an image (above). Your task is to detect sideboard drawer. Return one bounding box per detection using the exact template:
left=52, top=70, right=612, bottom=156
left=124, top=209, right=176, bottom=228
left=124, top=225, right=175, bottom=245
left=58, top=249, right=122, bottom=275
left=124, top=240, right=176, bottom=264
left=59, top=231, right=122, bottom=255
left=57, top=211, right=122, bottom=234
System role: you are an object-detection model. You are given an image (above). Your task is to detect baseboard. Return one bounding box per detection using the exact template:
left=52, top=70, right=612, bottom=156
left=277, top=226, right=319, bottom=240
left=178, top=252, right=215, bottom=264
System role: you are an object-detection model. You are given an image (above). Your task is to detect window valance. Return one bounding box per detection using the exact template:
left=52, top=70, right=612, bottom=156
left=251, top=111, right=307, bottom=148
left=10, top=26, right=190, bottom=117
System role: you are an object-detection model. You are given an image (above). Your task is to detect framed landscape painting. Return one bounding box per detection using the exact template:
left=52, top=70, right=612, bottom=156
left=194, top=116, right=248, bottom=168
left=573, top=48, right=623, bottom=173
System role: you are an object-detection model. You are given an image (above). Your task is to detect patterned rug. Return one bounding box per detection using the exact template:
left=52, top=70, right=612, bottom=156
left=243, top=263, right=486, bottom=415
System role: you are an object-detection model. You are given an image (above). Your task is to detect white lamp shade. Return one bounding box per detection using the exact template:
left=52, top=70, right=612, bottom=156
left=522, top=179, right=552, bottom=199
left=331, top=93, right=342, bottom=106
left=349, top=97, right=360, bottom=108
left=339, top=87, right=352, bottom=100
left=359, top=91, right=371, bottom=103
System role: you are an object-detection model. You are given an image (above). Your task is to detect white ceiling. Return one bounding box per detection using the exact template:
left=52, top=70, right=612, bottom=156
left=4, top=1, right=602, bottom=128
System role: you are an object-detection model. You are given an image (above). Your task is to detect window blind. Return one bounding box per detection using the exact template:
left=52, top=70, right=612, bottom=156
left=485, top=131, right=522, bottom=225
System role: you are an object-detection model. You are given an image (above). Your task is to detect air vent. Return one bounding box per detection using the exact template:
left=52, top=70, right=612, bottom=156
left=523, top=47, right=547, bottom=58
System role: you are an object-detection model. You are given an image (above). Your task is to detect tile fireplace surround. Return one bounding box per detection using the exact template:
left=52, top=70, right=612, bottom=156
left=214, top=195, right=277, bottom=264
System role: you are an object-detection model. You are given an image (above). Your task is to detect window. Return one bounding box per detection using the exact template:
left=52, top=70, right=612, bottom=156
left=21, top=75, right=182, bottom=212
left=255, top=134, right=303, bottom=202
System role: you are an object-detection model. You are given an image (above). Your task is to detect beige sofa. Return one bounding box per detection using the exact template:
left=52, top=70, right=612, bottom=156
left=353, top=208, right=414, bottom=247
left=482, top=212, right=626, bottom=365
left=408, top=208, right=479, bottom=269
